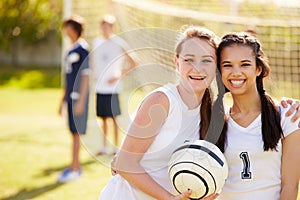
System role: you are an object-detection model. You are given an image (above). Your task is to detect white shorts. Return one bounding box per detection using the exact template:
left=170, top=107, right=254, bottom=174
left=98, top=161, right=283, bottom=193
left=99, top=175, right=155, bottom=200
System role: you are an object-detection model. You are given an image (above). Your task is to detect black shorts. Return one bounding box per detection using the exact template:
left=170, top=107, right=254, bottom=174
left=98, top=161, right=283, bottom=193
left=96, top=93, right=121, bottom=118
left=67, top=101, right=88, bottom=134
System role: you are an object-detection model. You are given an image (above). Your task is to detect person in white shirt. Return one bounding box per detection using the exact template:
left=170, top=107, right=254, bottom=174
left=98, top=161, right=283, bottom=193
left=216, top=32, right=300, bottom=200
left=92, top=14, right=136, bottom=155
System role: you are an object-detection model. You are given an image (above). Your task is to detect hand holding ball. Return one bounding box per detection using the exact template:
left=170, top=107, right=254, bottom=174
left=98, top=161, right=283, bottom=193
left=168, top=140, right=228, bottom=199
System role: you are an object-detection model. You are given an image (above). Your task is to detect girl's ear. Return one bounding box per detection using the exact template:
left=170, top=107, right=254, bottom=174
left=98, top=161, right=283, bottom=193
left=174, top=55, right=179, bottom=71
left=256, top=65, right=263, bottom=77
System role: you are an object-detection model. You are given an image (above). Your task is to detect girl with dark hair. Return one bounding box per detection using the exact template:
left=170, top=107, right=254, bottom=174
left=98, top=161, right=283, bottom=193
left=216, top=32, right=300, bottom=200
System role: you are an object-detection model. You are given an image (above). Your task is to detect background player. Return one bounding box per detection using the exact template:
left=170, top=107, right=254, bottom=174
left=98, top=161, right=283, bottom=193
left=58, top=15, right=90, bottom=182
left=92, top=14, right=136, bottom=155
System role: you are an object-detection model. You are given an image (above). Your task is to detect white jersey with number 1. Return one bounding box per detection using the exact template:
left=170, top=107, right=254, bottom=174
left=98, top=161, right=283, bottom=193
left=219, top=104, right=300, bottom=200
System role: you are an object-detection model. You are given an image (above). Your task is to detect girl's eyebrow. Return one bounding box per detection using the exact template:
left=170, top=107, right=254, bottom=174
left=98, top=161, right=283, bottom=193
left=241, top=59, right=252, bottom=63
left=183, top=54, right=214, bottom=58
left=221, top=59, right=252, bottom=64
left=203, top=55, right=214, bottom=59
left=183, top=54, right=195, bottom=57
left=221, top=61, right=231, bottom=65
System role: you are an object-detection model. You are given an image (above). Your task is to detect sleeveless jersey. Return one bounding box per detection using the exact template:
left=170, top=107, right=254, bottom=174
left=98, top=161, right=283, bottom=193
left=99, top=83, right=201, bottom=200
left=219, top=104, right=300, bottom=200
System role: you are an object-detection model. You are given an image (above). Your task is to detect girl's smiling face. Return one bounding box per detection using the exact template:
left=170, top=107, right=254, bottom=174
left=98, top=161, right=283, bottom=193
left=220, top=44, right=262, bottom=96
left=175, top=37, right=217, bottom=94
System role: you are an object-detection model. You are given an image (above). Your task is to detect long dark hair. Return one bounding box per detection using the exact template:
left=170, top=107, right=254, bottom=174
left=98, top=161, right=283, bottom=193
left=174, top=26, right=225, bottom=142
left=216, top=32, right=283, bottom=152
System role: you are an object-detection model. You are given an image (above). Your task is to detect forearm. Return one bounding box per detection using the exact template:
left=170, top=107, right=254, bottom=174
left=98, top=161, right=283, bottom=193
left=280, top=184, right=299, bottom=200
left=58, top=88, right=67, bottom=115
left=121, top=54, right=136, bottom=76
left=78, top=75, right=89, bottom=104
left=127, top=54, right=136, bottom=71
left=61, top=88, right=67, bottom=103
left=118, top=167, right=173, bottom=200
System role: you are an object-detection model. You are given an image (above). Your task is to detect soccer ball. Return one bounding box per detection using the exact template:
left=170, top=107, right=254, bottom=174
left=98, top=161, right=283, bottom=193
left=168, top=140, right=228, bottom=199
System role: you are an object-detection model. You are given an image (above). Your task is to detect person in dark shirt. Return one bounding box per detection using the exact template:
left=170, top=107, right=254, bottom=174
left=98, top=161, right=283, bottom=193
left=58, top=15, right=89, bottom=182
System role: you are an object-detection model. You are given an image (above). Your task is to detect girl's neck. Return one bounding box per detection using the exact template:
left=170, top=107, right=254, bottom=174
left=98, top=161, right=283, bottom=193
left=103, top=33, right=113, bottom=40
left=177, top=84, right=205, bottom=110
left=231, top=90, right=261, bottom=114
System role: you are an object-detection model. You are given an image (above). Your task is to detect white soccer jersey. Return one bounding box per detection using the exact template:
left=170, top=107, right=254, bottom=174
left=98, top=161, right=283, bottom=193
left=92, top=35, right=128, bottom=94
left=218, top=104, right=300, bottom=200
left=99, top=84, right=201, bottom=200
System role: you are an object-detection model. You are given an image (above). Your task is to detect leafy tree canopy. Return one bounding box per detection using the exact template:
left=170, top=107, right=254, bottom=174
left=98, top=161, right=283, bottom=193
left=0, top=0, right=62, bottom=51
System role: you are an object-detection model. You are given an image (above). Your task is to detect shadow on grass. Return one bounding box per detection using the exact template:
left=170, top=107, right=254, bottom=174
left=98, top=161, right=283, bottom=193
left=1, top=159, right=99, bottom=200
left=0, top=182, right=64, bottom=200
left=33, top=159, right=97, bottom=178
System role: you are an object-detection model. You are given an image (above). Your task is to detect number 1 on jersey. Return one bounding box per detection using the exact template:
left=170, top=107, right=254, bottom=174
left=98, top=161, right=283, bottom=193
left=239, top=152, right=252, bottom=179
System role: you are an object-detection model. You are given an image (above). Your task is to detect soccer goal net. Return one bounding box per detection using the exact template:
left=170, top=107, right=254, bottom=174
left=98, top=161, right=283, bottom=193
left=111, top=0, right=300, bottom=99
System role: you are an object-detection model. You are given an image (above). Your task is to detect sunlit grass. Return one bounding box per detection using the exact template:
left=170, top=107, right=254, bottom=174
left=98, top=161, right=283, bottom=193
left=0, top=88, right=111, bottom=200
left=0, top=87, right=299, bottom=200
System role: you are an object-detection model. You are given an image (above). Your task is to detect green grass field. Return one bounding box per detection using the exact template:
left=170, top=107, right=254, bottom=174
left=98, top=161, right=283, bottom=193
left=0, top=87, right=299, bottom=200
left=0, top=88, right=113, bottom=200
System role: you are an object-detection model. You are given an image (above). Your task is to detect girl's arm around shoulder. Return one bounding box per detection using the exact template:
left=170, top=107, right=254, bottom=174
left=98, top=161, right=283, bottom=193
left=279, top=104, right=300, bottom=137
left=280, top=98, right=300, bottom=127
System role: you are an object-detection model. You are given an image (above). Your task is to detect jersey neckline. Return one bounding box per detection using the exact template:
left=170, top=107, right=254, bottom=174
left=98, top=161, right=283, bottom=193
left=170, top=83, right=201, bottom=113
left=228, top=113, right=261, bottom=131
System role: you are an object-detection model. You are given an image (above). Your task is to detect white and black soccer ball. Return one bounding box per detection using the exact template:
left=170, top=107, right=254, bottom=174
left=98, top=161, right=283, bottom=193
left=168, top=140, right=228, bottom=199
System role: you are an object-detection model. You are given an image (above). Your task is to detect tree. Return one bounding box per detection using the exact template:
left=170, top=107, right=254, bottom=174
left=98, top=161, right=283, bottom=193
left=0, top=0, right=62, bottom=65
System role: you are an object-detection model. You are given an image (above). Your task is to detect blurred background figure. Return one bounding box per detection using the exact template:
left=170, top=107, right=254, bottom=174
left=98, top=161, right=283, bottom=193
left=58, top=15, right=90, bottom=182
left=92, top=14, right=136, bottom=155
left=244, top=26, right=258, bottom=38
